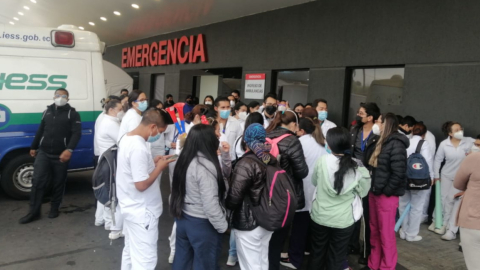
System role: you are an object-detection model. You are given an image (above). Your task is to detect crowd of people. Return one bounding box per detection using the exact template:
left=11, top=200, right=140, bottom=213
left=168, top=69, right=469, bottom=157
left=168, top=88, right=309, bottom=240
left=20, top=87, right=480, bottom=270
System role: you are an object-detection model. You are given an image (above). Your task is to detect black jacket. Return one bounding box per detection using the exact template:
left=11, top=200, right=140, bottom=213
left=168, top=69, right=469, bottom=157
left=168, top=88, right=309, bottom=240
left=350, top=125, right=379, bottom=171
left=226, top=152, right=277, bottom=230
left=267, top=128, right=309, bottom=209
left=371, top=132, right=410, bottom=197
left=31, top=103, right=82, bottom=155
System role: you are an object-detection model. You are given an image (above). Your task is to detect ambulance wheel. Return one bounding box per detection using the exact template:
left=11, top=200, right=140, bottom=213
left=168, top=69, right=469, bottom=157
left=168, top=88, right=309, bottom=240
left=1, top=154, right=34, bottom=200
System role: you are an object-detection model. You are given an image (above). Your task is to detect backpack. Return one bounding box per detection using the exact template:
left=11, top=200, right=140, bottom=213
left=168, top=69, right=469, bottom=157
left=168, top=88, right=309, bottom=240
left=92, top=143, right=119, bottom=226
left=266, top=134, right=291, bottom=157
left=244, top=155, right=298, bottom=231
left=406, top=140, right=431, bottom=190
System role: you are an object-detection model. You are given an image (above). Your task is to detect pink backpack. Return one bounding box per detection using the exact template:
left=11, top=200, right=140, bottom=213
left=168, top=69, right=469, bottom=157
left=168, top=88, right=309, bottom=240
left=266, top=134, right=291, bottom=157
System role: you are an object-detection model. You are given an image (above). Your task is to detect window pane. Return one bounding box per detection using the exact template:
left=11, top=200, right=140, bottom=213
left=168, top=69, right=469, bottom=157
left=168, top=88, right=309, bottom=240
left=275, top=70, right=309, bottom=105
left=347, top=67, right=405, bottom=125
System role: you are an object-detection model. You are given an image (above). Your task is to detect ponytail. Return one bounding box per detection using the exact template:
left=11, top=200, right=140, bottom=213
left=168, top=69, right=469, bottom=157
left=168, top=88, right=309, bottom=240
left=299, top=117, right=325, bottom=146
left=334, top=153, right=357, bottom=195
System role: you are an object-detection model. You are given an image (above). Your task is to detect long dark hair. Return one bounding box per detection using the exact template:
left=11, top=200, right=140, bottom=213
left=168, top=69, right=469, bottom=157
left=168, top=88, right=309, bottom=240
left=265, top=110, right=298, bottom=133
left=301, top=108, right=325, bottom=146
left=170, top=124, right=225, bottom=218
left=240, top=112, right=264, bottom=151
left=128, top=90, right=143, bottom=109
left=326, top=127, right=358, bottom=195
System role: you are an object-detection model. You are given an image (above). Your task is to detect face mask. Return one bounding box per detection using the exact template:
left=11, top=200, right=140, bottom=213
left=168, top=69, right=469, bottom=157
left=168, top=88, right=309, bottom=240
left=355, top=115, right=364, bottom=124
left=372, top=123, right=381, bottom=135
left=205, top=101, right=212, bottom=105
left=278, top=105, right=286, bottom=112
left=325, top=143, right=332, bottom=154
left=238, top=112, right=248, bottom=121
left=318, top=111, right=328, bottom=121
left=54, top=97, right=68, bottom=107
left=117, top=111, right=125, bottom=121
left=220, top=110, right=230, bottom=119
left=453, top=130, right=464, bottom=140
left=230, top=101, right=235, bottom=107
left=137, top=100, right=148, bottom=112
left=147, top=128, right=161, bottom=143
left=265, top=105, right=277, bottom=115
left=471, top=145, right=480, bottom=153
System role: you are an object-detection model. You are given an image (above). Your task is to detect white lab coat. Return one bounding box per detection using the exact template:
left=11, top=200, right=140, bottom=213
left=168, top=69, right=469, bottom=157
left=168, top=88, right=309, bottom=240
left=221, top=117, right=244, bottom=160
left=262, top=112, right=274, bottom=129
left=421, top=130, right=436, bottom=220
left=320, top=119, right=337, bottom=138
left=93, top=111, right=106, bottom=156
left=399, top=135, right=434, bottom=239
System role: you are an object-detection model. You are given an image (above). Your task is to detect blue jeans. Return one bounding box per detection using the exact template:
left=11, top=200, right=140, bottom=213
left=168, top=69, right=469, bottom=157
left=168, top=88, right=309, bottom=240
left=229, top=230, right=237, bottom=257
left=173, top=213, right=222, bottom=270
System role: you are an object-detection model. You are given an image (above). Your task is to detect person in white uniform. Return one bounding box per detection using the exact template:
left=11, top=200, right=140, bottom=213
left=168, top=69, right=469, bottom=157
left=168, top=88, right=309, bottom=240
left=94, top=100, right=124, bottom=236
left=214, top=97, right=243, bottom=160
left=313, top=98, right=337, bottom=137
left=117, top=108, right=174, bottom=270
left=118, top=90, right=148, bottom=139
left=431, top=121, right=475, bottom=240
left=261, top=94, right=278, bottom=129
left=421, top=128, right=436, bottom=222
left=399, top=122, right=434, bottom=242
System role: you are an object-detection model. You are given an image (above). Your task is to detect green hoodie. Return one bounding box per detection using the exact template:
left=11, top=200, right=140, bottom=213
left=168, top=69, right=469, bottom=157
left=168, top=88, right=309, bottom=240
left=310, top=155, right=371, bottom=229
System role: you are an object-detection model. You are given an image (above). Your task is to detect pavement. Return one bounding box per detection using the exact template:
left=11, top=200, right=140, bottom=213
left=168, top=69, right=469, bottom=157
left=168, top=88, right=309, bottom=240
left=0, top=170, right=468, bottom=270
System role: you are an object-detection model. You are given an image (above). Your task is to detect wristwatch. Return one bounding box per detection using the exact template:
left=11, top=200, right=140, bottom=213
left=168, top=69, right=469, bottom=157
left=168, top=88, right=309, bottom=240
left=66, top=149, right=73, bottom=153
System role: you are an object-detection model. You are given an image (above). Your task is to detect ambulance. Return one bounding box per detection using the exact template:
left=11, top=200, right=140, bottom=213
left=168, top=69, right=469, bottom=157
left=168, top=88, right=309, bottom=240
left=0, top=24, right=131, bottom=199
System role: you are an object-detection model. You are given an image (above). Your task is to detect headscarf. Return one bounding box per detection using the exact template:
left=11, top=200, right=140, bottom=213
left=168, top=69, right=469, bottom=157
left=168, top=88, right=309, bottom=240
left=244, top=123, right=271, bottom=164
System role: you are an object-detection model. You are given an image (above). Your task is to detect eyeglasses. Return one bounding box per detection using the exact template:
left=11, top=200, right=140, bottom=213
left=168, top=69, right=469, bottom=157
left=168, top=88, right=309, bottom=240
left=136, top=99, right=148, bottom=102
left=54, top=94, right=68, bottom=99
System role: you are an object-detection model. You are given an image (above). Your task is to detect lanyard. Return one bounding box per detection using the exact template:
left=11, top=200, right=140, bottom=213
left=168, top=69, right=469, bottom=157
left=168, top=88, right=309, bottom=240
left=222, top=120, right=228, bottom=134
left=173, top=129, right=179, bottom=142
left=361, top=130, right=372, bottom=152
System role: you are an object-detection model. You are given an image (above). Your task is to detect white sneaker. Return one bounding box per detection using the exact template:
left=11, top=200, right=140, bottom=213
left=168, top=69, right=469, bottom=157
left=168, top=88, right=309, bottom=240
left=226, top=255, right=238, bottom=266
left=441, top=230, right=456, bottom=241
left=104, top=225, right=111, bottom=231
left=95, top=221, right=104, bottom=226
left=406, top=235, right=423, bottom=242
left=109, top=230, right=125, bottom=240
left=280, top=261, right=297, bottom=269
left=168, top=253, right=174, bottom=264
left=434, top=225, right=446, bottom=235
left=399, top=228, right=406, bottom=240
left=428, top=222, right=435, bottom=232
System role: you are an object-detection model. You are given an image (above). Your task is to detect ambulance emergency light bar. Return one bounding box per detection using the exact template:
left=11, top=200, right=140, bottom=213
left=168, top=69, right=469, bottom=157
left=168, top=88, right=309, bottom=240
left=51, top=30, right=75, bottom=48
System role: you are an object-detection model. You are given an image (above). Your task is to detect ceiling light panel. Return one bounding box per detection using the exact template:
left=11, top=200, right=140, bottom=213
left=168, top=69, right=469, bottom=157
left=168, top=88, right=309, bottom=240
left=18, top=12, right=24, bottom=15
left=114, top=11, right=121, bottom=16
left=89, top=22, right=95, bottom=26
left=9, top=21, right=14, bottom=25
left=131, top=4, right=139, bottom=9
left=13, top=17, right=19, bottom=21
left=24, top=6, right=30, bottom=10
left=30, top=0, right=37, bottom=3
left=79, top=26, right=84, bottom=30
left=100, top=17, right=107, bottom=21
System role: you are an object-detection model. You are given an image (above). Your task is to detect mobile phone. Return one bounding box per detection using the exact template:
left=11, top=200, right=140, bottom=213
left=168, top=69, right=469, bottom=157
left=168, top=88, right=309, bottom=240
left=167, top=155, right=179, bottom=161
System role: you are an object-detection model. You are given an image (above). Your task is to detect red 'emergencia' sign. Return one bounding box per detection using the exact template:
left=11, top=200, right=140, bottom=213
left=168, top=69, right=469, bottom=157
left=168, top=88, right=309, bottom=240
left=121, top=34, right=207, bottom=68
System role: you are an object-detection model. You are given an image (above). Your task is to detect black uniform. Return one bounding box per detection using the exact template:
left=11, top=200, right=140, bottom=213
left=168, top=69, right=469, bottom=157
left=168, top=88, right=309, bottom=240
left=27, top=103, right=81, bottom=220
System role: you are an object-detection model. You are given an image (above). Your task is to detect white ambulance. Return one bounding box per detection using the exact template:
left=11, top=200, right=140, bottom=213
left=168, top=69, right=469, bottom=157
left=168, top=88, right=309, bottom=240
left=0, top=24, right=131, bottom=199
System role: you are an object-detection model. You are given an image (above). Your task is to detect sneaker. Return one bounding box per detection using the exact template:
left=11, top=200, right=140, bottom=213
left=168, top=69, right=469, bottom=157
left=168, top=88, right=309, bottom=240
left=441, top=230, right=456, bottom=241
left=19, top=212, right=40, bottom=224
left=48, top=208, right=59, bottom=219
left=434, top=225, right=446, bottom=235
left=399, top=228, right=406, bottom=240
left=95, top=221, right=105, bottom=226
left=358, top=256, right=368, bottom=265
left=226, top=255, right=238, bottom=266
left=280, top=260, right=297, bottom=269
left=168, top=252, right=174, bottom=264
left=104, top=225, right=111, bottom=231
left=406, top=235, right=423, bottom=242
left=109, top=230, right=125, bottom=240
left=428, top=222, right=435, bottom=232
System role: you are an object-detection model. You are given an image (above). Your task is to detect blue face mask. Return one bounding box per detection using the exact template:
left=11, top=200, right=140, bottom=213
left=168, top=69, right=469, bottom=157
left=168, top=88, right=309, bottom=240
left=137, top=100, right=148, bottom=112
left=325, top=142, right=332, bottom=154
left=318, top=111, right=328, bottom=121
left=147, top=128, right=161, bottom=143
left=220, top=110, right=230, bottom=119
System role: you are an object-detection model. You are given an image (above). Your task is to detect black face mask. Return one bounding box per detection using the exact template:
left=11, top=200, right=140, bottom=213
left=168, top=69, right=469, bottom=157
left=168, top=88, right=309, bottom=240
left=265, top=105, right=277, bottom=116
left=355, top=115, right=364, bottom=125
left=399, top=126, right=411, bottom=135
left=186, top=100, right=194, bottom=105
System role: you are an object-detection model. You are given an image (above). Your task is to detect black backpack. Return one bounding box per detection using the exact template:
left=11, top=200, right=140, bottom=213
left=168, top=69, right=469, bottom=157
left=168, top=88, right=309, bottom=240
left=406, top=140, right=431, bottom=190
left=243, top=155, right=298, bottom=231
left=92, top=143, right=119, bottom=226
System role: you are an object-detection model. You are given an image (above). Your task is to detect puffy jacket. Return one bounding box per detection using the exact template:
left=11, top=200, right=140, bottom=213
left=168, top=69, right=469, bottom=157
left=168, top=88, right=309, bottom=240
left=350, top=125, right=379, bottom=171
left=31, top=103, right=82, bottom=155
left=371, top=132, right=409, bottom=196
left=226, top=152, right=277, bottom=230
left=267, top=128, right=309, bottom=209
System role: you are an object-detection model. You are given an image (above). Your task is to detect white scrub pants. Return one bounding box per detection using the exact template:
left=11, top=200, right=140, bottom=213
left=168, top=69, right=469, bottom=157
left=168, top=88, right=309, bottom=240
left=441, top=175, right=461, bottom=231
left=121, top=211, right=159, bottom=270
left=460, top=227, right=480, bottom=270
left=169, top=222, right=176, bottom=254
left=95, top=201, right=123, bottom=231
left=421, top=188, right=432, bottom=222
left=399, top=189, right=429, bottom=238
left=235, top=227, right=273, bottom=270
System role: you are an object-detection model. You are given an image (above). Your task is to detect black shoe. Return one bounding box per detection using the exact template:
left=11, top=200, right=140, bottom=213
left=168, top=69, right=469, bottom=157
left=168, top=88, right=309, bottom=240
left=48, top=208, right=59, bottom=219
left=19, top=212, right=40, bottom=224
left=358, top=256, right=368, bottom=265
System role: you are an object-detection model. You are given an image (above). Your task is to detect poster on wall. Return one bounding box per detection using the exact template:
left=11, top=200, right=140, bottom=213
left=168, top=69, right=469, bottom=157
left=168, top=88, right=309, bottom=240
left=244, top=73, right=265, bottom=99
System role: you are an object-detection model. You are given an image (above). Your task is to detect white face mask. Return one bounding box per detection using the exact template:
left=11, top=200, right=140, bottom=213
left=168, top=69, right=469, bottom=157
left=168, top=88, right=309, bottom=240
left=453, top=130, right=464, bottom=140
left=205, top=101, right=213, bottom=105
left=372, top=123, right=381, bottom=135
left=471, top=145, right=480, bottom=153
left=230, top=100, right=235, bottom=107
left=238, top=111, right=248, bottom=121
left=117, top=111, right=125, bottom=121
left=54, top=97, right=68, bottom=107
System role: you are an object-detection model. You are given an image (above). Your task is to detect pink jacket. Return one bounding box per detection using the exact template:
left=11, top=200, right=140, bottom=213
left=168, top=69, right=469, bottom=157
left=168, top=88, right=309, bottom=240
left=454, top=153, right=480, bottom=230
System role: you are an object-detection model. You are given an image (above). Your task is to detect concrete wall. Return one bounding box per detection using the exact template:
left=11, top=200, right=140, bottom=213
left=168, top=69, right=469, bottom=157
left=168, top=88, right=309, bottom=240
left=104, top=0, right=480, bottom=140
